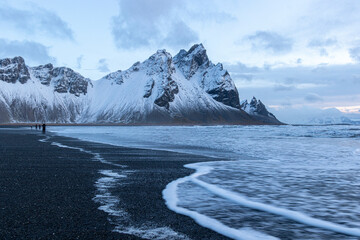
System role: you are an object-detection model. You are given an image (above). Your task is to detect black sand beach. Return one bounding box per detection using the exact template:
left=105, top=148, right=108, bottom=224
left=0, top=128, right=229, bottom=239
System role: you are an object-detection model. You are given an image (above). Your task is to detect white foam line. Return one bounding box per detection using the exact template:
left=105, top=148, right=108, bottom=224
left=39, top=136, right=50, bottom=142
left=95, top=170, right=190, bottom=240
left=94, top=169, right=128, bottom=218
left=114, top=226, right=191, bottom=240
left=40, top=135, right=125, bottom=167
left=51, top=141, right=84, bottom=151
left=184, top=162, right=360, bottom=238
left=100, top=169, right=127, bottom=178
left=163, top=173, right=279, bottom=240
left=92, top=152, right=125, bottom=168
left=48, top=140, right=125, bottom=168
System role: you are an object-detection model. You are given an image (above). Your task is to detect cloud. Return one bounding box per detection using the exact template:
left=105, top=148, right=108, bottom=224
left=162, top=21, right=198, bottom=48
left=0, top=38, right=54, bottom=64
left=188, top=10, right=236, bottom=24
left=273, top=84, right=294, bottom=91
left=307, top=38, right=337, bottom=57
left=246, top=31, right=293, bottom=54
left=227, top=61, right=360, bottom=113
left=308, top=38, right=337, bottom=48
left=112, top=0, right=198, bottom=49
left=184, top=0, right=237, bottom=24
left=0, top=4, right=73, bottom=40
left=76, top=55, right=83, bottom=69
left=319, top=48, right=328, bottom=56
left=225, top=62, right=260, bottom=73
left=349, top=47, right=360, bottom=62
left=304, top=93, right=323, bottom=103
left=231, top=73, right=254, bottom=81
left=97, top=59, right=110, bottom=72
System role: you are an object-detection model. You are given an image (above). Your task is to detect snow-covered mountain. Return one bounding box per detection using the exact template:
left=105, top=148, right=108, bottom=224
left=304, top=110, right=360, bottom=125
left=270, top=107, right=360, bottom=125
left=240, top=97, right=280, bottom=124
left=0, top=44, right=281, bottom=125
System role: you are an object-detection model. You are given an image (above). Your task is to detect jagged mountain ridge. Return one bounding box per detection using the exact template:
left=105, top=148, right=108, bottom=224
left=241, top=97, right=278, bottom=124
left=0, top=44, right=280, bottom=124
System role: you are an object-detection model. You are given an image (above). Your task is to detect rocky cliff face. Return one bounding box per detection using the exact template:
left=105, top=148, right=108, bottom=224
left=174, top=44, right=240, bottom=109
left=143, top=50, right=179, bottom=109
left=30, top=64, right=91, bottom=96
left=174, top=44, right=210, bottom=79
left=51, top=67, right=91, bottom=96
left=0, top=56, right=30, bottom=84
left=0, top=44, right=280, bottom=125
left=241, top=97, right=281, bottom=124
left=30, top=63, right=53, bottom=85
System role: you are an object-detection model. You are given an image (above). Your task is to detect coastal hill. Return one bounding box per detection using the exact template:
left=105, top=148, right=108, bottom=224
left=0, top=44, right=281, bottom=125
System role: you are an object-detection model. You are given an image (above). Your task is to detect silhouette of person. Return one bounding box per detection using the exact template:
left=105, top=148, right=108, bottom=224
left=42, top=123, right=46, bottom=133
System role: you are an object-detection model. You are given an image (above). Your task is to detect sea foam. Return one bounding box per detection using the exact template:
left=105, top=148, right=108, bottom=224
left=163, top=165, right=279, bottom=240
left=165, top=162, right=360, bottom=238
left=41, top=137, right=126, bottom=168
left=94, top=169, right=128, bottom=217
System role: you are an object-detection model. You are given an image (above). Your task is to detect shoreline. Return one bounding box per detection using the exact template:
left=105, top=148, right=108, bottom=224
left=0, top=128, right=230, bottom=239
left=0, top=120, right=284, bottom=127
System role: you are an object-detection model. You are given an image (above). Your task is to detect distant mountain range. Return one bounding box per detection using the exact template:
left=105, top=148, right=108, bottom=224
left=306, top=110, right=360, bottom=125
left=0, top=44, right=281, bottom=125
left=271, top=107, right=360, bottom=125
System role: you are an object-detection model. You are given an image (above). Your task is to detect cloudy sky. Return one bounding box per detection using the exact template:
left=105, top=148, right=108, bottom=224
left=1, top=0, right=360, bottom=121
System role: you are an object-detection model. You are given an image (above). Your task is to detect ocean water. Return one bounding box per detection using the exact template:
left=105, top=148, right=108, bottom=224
left=49, top=125, right=360, bottom=240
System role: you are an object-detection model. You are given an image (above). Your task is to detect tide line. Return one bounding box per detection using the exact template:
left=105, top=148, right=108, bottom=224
left=39, top=137, right=125, bottom=168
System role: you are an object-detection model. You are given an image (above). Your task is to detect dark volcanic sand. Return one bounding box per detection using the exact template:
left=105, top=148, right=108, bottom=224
left=0, top=128, right=229, bottom=240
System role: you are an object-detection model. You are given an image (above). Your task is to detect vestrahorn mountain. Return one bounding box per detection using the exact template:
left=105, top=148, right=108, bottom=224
left=0, top=44, right=281, bottom=125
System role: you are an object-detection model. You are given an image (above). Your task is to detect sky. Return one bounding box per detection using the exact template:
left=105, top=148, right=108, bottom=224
left=1, top=0, right=360, bottom=122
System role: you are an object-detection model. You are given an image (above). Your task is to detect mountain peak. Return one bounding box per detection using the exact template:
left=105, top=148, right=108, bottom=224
left=187, top=43, right=206, bottom=55
left=144, top=49, right=174, bottom=76
left=174, top=43, right=209, bottom=79
left=241, top=97, right=280, bottom=123
left=0, top=56, right=30, bottom=84
left=250, top=96, right=258, bottom=104
left=149, top=49, right=172, bottom=61
left=0, top=56, right=25, bottom=64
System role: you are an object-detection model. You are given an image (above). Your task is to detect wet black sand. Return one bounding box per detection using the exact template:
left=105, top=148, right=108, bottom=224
left=0, top=128, right=229, bottom=239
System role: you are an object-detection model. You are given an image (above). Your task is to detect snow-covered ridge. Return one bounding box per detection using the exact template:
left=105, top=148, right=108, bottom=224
left=241, top=97, right=277, bottom=122
left=174, top=44, right=240, bottom=109
left=0, top=44, right=281, bottom=124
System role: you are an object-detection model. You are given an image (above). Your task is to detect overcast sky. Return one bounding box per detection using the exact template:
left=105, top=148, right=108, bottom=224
left=1, top=0, right=359, bottom=121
